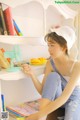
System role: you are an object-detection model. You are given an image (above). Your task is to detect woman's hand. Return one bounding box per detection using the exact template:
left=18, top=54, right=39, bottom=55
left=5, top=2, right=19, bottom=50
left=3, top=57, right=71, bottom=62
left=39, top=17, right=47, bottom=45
left=22, top=64, right=34, bottom=77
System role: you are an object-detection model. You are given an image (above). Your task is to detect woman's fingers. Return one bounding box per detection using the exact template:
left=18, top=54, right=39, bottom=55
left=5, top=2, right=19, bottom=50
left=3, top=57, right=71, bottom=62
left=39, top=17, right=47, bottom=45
left=22, top=64, right=30, bottom=68
left=21, top=64, right=34, bottom=77
left=22, top=64, right=30, bottom=70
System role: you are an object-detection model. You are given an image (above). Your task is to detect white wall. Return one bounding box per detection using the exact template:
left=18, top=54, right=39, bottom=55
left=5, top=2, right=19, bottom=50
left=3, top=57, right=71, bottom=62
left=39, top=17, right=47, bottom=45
left=67, top=4, right=80, bottom=59
left=1, top=77, right=41, bottom=105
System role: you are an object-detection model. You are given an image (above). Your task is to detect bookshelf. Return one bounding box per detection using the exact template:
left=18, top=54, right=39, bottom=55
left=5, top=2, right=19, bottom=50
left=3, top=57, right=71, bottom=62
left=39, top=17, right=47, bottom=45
left=0, top=1, right=77, bottom=120
left=0, top=0, right=66, bottom=37
left=0, top=1, right=77, bottom=39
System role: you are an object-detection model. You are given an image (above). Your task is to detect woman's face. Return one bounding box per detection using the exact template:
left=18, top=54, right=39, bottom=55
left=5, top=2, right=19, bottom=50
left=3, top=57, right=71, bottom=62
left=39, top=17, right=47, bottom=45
left=47, top=39, right=65, bottom=59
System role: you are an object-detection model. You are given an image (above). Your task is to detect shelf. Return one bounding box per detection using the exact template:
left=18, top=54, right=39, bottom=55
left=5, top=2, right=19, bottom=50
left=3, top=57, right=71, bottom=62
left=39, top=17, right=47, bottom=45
left=0, top=0, right=53, bottom=8
left=0, top=36, right=47, bottom=45
left=0, top=70, right=25, bottom=80
left=0, top=65, right=45, bottom=80
left=0, top=1, right=77, bottom=41
left=1, top=0, right=77, bottom=18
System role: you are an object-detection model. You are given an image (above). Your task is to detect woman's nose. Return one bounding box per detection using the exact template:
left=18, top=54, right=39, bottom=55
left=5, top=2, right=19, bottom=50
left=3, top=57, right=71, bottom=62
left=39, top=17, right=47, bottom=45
left=48, top=47, right=52, bottom=52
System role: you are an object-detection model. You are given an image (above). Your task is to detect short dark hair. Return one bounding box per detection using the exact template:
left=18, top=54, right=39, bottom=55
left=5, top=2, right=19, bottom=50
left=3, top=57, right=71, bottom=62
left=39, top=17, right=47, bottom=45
left=45, top=32, right=68, bottom=55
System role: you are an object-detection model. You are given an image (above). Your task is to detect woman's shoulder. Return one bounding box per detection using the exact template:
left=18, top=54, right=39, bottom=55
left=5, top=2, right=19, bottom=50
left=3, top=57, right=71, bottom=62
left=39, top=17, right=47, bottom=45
left=46, top=58, right=53, bottom=71
left=73, top=60, right=80, bottom=71
left=75, top=60, right=80, bottom=66
left=70, top=60, right=80, bottom=79
left=46, top=58, right=52, bottom=67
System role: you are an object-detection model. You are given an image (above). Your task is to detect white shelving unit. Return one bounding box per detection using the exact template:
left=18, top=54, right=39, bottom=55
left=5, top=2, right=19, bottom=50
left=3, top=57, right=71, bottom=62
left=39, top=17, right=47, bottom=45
left=0, top=36, right=46, bottom=45
left=0, top=65, right=45, bottom=81
left=0, top=1, right=77, bottom=117
left=0, top=65, right=45, bottom=108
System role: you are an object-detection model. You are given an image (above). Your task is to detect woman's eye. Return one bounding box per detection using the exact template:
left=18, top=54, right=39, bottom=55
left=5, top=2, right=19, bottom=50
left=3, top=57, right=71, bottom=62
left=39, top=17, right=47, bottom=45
left=48, top=45, right=54, bottom=47
left=51, top=45, right=54, bottom=47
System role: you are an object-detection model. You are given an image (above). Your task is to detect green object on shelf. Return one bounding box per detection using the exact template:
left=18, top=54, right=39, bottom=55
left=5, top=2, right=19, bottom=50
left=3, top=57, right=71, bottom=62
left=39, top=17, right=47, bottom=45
left=4, top=45, right=22, bottom=72
left=6, top=66, right=21, bottom=72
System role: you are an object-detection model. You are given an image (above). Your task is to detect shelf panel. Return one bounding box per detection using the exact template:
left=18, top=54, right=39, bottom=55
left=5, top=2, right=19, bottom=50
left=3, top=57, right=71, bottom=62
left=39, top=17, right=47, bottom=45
left=0, top=36, right=46, bottom=45
left=0, top=65, right=45, bottom=80
left=0, top=0, right=53, bottom=8
left=0, top=70, right=25, bottom=80
left=0, top=36, right=25, bottom=44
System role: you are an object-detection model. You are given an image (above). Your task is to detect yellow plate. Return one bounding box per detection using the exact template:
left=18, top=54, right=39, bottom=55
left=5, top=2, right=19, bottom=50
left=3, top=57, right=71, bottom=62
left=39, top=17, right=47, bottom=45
left=30, top=63, right=46, bottom=66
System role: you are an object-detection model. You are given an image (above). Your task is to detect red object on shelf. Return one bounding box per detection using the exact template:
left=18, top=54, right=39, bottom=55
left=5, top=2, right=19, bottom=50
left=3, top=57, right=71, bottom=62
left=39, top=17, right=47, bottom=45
left=7, top=58, right=11, bottom=63
left=0, top=48, right=11, bottom=63
left=0, top=48, right=5, bottom=52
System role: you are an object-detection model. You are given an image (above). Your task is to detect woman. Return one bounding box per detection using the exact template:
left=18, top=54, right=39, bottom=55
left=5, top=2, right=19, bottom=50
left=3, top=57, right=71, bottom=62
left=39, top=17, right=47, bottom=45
left=22, top=26, right=80, bottom=120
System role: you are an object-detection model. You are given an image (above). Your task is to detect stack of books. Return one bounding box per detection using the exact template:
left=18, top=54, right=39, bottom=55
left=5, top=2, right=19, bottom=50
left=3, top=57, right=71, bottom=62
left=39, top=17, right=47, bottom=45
left=0, top=3, right=23, bottom=36
left=6, top=99, right=41, bottom=119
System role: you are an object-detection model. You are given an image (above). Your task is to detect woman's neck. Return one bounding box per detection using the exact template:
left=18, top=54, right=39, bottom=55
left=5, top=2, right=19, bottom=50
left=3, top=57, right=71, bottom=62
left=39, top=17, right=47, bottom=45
left=52, top=54, right=70, bottom=65
left=51, top=54, right=75, bottom=76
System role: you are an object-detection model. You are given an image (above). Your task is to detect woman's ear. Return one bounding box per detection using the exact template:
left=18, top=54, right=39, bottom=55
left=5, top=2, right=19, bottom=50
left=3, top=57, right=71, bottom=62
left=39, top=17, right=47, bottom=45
left=62, top=46, right=67, bottom=54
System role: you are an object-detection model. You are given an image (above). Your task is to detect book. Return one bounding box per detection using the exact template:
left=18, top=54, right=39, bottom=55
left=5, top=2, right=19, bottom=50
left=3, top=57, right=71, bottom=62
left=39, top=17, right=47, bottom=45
left=0, top=15, right=3, bottom=35
left=3, top=7, right=15, bottom=35
left=6, top=99, right=41, bottom=117
left=9, top=113, right=26, bottom=120
left=13, top=19, right=23, bottom=36
left=0, top=3, right=8, bottom=35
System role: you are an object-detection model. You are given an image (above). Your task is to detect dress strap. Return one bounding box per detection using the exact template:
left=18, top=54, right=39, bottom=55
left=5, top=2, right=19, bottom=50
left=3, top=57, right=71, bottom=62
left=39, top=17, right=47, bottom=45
left=50, top=58, right=57, bottom=72
left=70, top=61, right=76, bottom=73
left=50, top=57, right=66, bottom=81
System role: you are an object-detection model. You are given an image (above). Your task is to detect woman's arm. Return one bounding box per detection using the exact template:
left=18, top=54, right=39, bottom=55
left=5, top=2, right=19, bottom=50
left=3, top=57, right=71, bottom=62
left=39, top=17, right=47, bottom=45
left=38, top=62, right=80, bottom=118
left=22, top=60, right=52, bottom=95
left=25, top=62, right=80, bottom=120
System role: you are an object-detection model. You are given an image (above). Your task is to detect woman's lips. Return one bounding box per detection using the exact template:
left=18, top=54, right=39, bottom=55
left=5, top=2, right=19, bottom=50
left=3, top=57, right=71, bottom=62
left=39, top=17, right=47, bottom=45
left=50, top=53, right=53, bottom=55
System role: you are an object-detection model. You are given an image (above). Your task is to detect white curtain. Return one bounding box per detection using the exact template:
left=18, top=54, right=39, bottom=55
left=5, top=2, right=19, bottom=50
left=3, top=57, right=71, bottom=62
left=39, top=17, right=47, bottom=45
left=53, top=4, right=77, bottom=19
